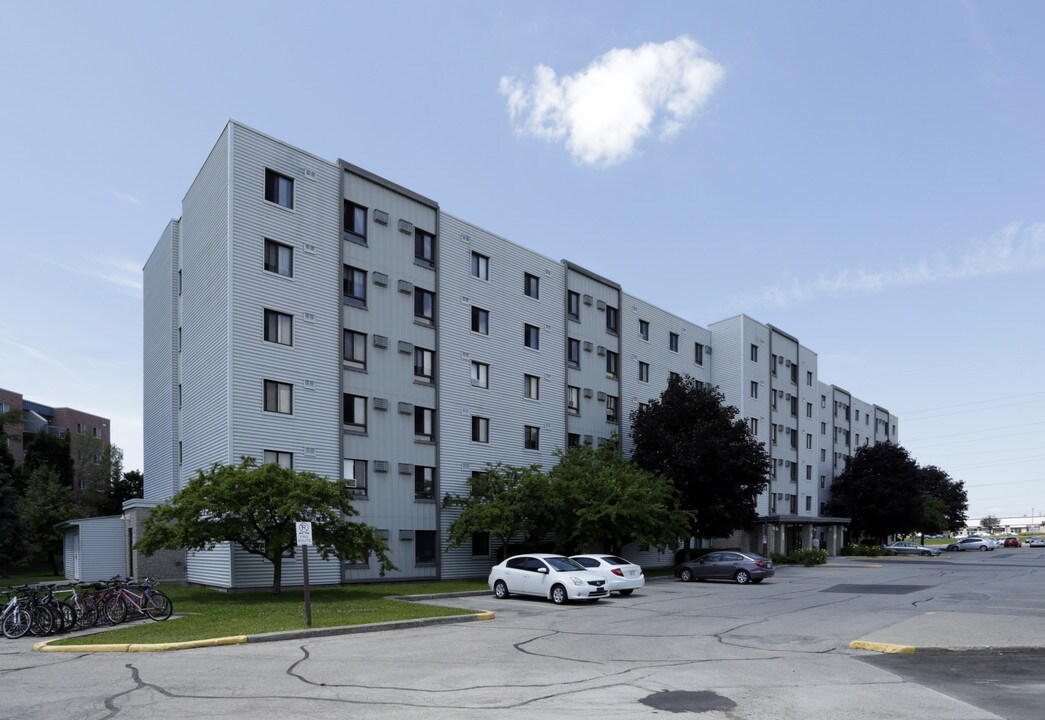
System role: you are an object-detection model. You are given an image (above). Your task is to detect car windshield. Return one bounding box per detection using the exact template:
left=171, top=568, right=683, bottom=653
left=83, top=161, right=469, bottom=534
left=546, top=557, right=585, bottom=572
left=602, top=556, right=631, bottom=565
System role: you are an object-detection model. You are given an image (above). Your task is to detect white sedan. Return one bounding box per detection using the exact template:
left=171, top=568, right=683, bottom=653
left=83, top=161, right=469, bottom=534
left=569, top=554, right=645, bottom=596
left=489, top=554, right=609, bottom=605
left=1027, top=537, right=1045, bottom=548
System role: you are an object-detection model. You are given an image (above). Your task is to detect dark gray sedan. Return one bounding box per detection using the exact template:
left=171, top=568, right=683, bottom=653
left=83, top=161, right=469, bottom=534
left=674, top=551, right=775, bottom=584
left=884, top=541, right=942, bottom=557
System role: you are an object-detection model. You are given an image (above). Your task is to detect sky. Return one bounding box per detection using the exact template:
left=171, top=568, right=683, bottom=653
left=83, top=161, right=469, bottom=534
left=1, top=2, right=1043, bottom=523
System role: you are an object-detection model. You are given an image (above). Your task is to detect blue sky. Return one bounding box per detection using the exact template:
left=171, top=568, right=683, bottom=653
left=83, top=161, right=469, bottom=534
left=2, top=2, right=1043, bottom=523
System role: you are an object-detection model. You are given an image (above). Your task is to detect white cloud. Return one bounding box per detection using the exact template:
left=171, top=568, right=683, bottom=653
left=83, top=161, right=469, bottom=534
left=109, top=189, right=144, bottom=206
left=500, top=36, right=724, bottom=167
left=26, top=251, right=143, bottom=297
left=724, top=221, right=1045, bottom=311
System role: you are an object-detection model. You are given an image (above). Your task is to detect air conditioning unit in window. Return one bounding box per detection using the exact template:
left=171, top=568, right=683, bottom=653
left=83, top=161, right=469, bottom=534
left=344, top=477, right=357, bottom=488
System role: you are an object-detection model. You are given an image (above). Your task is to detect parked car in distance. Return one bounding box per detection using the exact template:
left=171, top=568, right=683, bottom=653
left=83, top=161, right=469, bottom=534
left=1026, top=537, right=1045, bottom=548
left=674, top=551, right=774, bottom=585
left=884, top=541, right=942, bottom=557
left=1003, top=537, right=1022, bottom=548
left=569, top=554, right=645, bottom=596
left=945, top=537, right=995, bottom=552
left=489, top=554, right=609, bottom=605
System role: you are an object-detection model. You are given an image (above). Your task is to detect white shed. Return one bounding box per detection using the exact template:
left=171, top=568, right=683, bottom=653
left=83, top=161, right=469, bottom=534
left=56, top=516, right=126, bottom=582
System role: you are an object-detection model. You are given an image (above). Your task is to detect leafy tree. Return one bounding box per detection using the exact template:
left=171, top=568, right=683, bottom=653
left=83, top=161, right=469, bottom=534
left=630, top=375, right=771, bottom=554
left=546, top=439, right=687, bottom=555
left=0, top=461, right=25, bottom=577
left=442, top=462, right=554, bottom=555
left=136, top=458, right=392, bottom=593
left=22, top=429, right=73, bottom=495
left=85, top=445, right=137, bottom=516
left=115, top=469, right=144, bottom=502
left=20, top=465, right=77, bottom=575
left=70, top=431, right=106, bottom=501
left=980, top=515, right=1001, bottom=534
left=919, top=465, right=967, bottom=536
left=826, top=443, right=923, bottom=544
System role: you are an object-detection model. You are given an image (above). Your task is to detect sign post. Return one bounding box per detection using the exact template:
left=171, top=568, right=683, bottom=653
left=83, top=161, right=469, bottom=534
left=296, top=521, right=314, bottom=627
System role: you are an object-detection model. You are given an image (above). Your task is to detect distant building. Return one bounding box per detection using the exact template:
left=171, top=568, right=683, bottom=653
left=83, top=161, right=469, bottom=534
left=142, top=121, right=899, bottom=589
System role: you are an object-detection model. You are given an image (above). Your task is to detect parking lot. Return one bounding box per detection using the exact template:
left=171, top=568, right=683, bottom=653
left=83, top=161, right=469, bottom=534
left=4, top=550, right=1045, bottom=719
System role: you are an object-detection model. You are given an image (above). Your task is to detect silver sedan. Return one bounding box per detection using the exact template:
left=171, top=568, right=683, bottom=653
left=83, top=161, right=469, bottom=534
left=884, top=541, right=942, bottom=557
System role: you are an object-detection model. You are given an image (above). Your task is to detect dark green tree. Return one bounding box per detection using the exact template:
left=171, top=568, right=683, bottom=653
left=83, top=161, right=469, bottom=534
left=20, top=465, right=77, bottom=575
left=0, top=461, right=25, bottom=577
left=546, top=439, right=688, bottom=555
left=826, top=443, right=923, bottom=543
left=136, top=458, right=392, bottom=593
left=442, top=462, right=554, bottom=555
left=918, top=465, right=967, bottom=537
left=980, top=515, right=1001, bottom=534
left=85, top=445, right=137, bottom=516
left=22, top=429, right=73, bottom=496
left=630, top=375, right=771, bottom=554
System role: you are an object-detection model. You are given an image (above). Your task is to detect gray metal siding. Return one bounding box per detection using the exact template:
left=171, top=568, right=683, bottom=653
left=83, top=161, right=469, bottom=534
left=79, top=517, right=126, bottom=581
left=186, top=545, right=233, bottom=588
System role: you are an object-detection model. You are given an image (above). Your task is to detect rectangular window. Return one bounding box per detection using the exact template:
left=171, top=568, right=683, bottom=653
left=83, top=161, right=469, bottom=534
left=344, top=200, right=367, bottom=242
left=524, top=425, right=540, bottom=450
left=343, top=394, right=367, bottom=431
left=471, top=306, right=489, bottom=335
left=567, top=338, right=580, bottom=366
left=791, top=363, right=799, bottom=384
left=806, top=370, right=813, bottom=386
left=638, top=361, right=649, bottom=382
left=343, top=265, right=367, bottom=307
left=771, top=425, right=777, bottom=444
left=524, top=374, right=540, bottom=400
left=606, top=395, right=618, bottom=423
left=805, top=496, right=812, bottom=512
left=415, top=530, right=437, bottom=565
left=414, top=348, right=434, bottom=382
left=806, top=433, right=813, bottom=449
left=791, top=396, right=798, bottom=417
left=639, top=320, right=649, bottom=341
left=524, top=324, right=540, bottom=349
left=263, top=309, right=292, bottom=346
left=568, top=386, right=580, bottom=413
left=821, top=395, right=827, bottom=408
left=471, top=252, right=489, bottom=280
left=669, top=371, right=680, bottom=382
left=471, top=361, right=489, bottom=388
left=771, top=355, right=777, bottom=376
left=750, top=381, right=758, bottom=399
left=524, top=273, right=539, bottom=299
left=669, top=332, right=679, bottom=352
left=567, top=291, right=580, bottom=321
left=263, top=450, right=293, bottom=469
left=415, top=466, right=435, bottom=500
left=343, top=330, right=366, bottom=370
left=567, top=433, right=580, bottom=448
left=605, top=306, right=618, bottom=334
left=263, top=380, right=293, bottom=414
left=820, top=449, right=827, bottom=462
left=821, top=421, right=827, bottom=435
left=344, top=459, right=367, bottom=495
left=820, top=475, right=826, bottom=488
left=414, top=407, right=435, bottom=439
left=471, top=531, right=490, bottom=556
left=806, top=402, right=813, bottom=418
left=606, top=350, right=619, bottom=379
left=750, top=344, right=759, bottom=362
left=264, top=239, right=293, bottom=277
left=414, top=288, right=435, bottom=323
left=471, top=416, right=489, bottom=443
left=855, top=409, right=860, bottom=421
left=77, top=422, right=86, bottom=434
left=264, top=168, right=293, bottom=208
left=749, top=417, right=758, bottom=435
left=414, top=229, right=435, bottom=268
left=695, top=342, right=704, bottom=365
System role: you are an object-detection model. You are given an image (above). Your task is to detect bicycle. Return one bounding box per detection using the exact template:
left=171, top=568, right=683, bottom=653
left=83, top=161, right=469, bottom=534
left=37, top=584, right=74, bottom=633
left=1, top=588, right=32, bottom=639
left=103, top=577, right=173, bottom=624
left=54, top=583, right=99, bottom=630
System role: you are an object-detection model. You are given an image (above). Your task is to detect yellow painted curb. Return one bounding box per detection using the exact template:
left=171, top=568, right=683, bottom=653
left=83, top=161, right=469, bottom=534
left=475, top=612, right=495, bottom=621
left=34, top=635, right=248, bottom=653
left=849, top=640, right=915, bottom=654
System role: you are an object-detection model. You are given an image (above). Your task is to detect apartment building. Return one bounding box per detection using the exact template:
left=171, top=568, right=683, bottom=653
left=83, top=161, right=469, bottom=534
left=143, top=122, right=898, bottom=587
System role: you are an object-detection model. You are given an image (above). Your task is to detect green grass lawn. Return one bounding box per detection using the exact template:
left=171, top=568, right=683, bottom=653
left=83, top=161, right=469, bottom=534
left=42, top=579, right=489, bottom=646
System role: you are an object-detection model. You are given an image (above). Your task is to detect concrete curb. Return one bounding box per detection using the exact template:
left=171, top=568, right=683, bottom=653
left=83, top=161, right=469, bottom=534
left=35, top=635, right=249, bottom=653
left=848, top=640, right=915, bottom=654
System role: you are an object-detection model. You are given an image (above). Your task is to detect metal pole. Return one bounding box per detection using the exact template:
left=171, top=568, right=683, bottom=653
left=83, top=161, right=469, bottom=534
left=302, top=545, right=312, bottom=628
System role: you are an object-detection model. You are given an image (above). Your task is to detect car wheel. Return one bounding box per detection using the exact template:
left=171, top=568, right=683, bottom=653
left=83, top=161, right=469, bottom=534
left=946, top=545, right=958, bottom=551
left=617, top=589, right=634, bottom=597
left=920, top=550, right=931, bottom=557
left=979, top=545, right=988, bottom=551
left=679, top=568, right=694, bottom=582
left=750, top=578, right=764, bottom=584
left=493, top=580, right=510, bottom=599
left=734, top=569, right=751, bottom=584
left=550, top=584, right=568, bottom=605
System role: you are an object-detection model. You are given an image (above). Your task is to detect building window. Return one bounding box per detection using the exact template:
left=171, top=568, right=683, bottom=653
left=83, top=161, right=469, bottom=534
left=263, top=380, right=292, bottom=415
left=414, top=407, right=435, bottom=440
left=750, top=344, right=759, bottom=362
left=806, top=370, right=813, bottom=386
left=524, top=374, right=540, bottom=400
left=820, top=475, right=826, bottom=489
left=471, top=531, right=490, bottom=556
left=524, top=273, right=539, bottom=299
left=415, top=229, right=435, bottom=268
left=567, top=433, right=580, bottom=448
left=749, top=418, right=758, bottom=435
left=805, top=496, right=812, bottom=512
left=639, top=320, right=649, bottom=341
left=415, top=466, right=435, bottom=500
left=567, top=291, right=580, bottom=321
left=669, top=332, right=679, bottom=352
left=820, top=421, right=826, bottom=435
left=344, top=201, right=367, bottom=242
left=750, top=381, right=758, bottom=399
left=471, top=306, right=489, bottom=335
left=471, top=416, right=489, bottom=443
left=178, top=384, right=182, bottom=409
left=471, top=361, right=489, bottom=388
left=263, top=309, right=293, bottom=346
left=264, top=168, right=294, bottom=208
left=343, top=394, right=367, bottom=432
left=471, top=252, right=489, bottom=280
left=524, top=324, right=540, bottom=349
left=343, top=265, right=367, bottom=307
left=791, top=396, right=798, bottom=417
left=344, top=459, right=367, bottom=495
left=806, top=402, right=813, bottom=418
left=178, top=326, right=183, bottom=352
left=178, top=269, right=182, bottom=295
left=264, top=239, right=293, bottom=277
left=567, top=338, right=580, bottom=366
left=694, top=342, right=704, bottom=365
left=821, top=395, right=827, bottom=408
left=343, top=330, right=366, bottom=370
left=606, top=350, right=619, bottom=379
left=669, top=371, right=680, bottom=382
left=414, top=288, right=435, bottom=323
left=605, top=306, right=618, bottom=334
left=638, top=361, right=649, bottom=383
left=263, top=450, right=293, bottom=469
left=606, top=395, right=618, bottom=423
left=414, top=348, right=434, bottom=382
left=568, top=386, right=580, bottom=414
left=771, top=425, right=777, bottom=444
left=77, top=422, right=86, bottom=435
left=855, top=409, right=861, bottom=421
left=820, top=449, right=827, bottom=462
left=524, top=425, right=540, bottom=450
left=415, top=530, right=437, bottom=565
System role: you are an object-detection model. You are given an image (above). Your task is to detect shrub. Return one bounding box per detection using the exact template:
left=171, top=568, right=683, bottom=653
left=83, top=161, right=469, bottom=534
left=771, top=549, right=827, bottom=566
left=841, top=544, right=896, bottom=557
